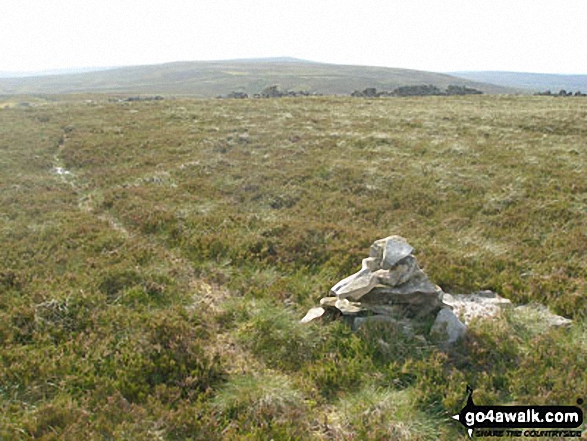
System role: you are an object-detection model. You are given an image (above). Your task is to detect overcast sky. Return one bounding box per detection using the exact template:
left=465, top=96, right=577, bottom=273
left=1, top=0, right=585, bottom=74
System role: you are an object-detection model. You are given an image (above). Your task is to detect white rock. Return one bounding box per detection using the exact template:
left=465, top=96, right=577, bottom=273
left=300, top=307, right=325, bottom=323
left=442, top=291, right=512, bottom=325
left=319, top=297, right=338, bottom=307
left=317, top=297, right=365, bottom=315
left=334, top=298, right=365, bottom=315
left=431, top=308, right=467, bottom=344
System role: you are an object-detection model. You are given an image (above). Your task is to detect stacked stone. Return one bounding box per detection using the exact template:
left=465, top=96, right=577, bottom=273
left=301, top=235, right=572, bottom=346
left=301, top=236, right=445, bottom=326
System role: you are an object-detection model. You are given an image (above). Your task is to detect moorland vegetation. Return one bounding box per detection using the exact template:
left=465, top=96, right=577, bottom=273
left=1, top=94, right=586, bottom=439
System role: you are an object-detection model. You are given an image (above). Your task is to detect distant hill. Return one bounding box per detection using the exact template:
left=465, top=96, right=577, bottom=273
left=0, top=58, right=517, bottom=96
left=449, top=71, right=587, bottom=93
left=0, top=66, right=115, bottom=79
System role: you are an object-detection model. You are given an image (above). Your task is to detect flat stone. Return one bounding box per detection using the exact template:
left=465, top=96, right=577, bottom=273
left=334, top=298, right=366, bottom=315
left=318, top=296, right=366, bottom=315
left=431, top=308, right=467, bottom=345
left=442, top=291, right=512, bottom=325
left=330, top=266, right=379, bottom=301
left=300, top=307, right=325, bottom=323
left=360, top=266, right=443, bottom=315
left=395, top=268, right=441, bottom=295
left=319, top=297, right=338, bottom=308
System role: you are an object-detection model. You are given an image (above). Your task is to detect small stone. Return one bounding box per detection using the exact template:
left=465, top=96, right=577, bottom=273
left=431, top=308, right=466, bottom=345
left=300, top=307, right=325, bottom=323
left=319, top=297, right=338, bottom=308
left=334, top=298, right=365, bottom=315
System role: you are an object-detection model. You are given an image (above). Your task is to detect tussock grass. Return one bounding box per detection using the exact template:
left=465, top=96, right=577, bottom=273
left=212, top=373, right=310, bottom=438
left=328, top=386, right=443, bottom=440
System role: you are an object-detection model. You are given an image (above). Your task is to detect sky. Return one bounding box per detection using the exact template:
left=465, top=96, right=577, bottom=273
left=1, top=0, right=585, bottom=74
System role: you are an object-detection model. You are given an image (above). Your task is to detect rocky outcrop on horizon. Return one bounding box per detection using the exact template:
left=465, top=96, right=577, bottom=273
left=219, top=85, right=321, bottom=99
left=108, top=95, right=165, bottom=102
left=224, top=91, right=249, bottom=99
left=535, top=89, right=586, bottom=97
left=255, top=85, right=320, bottom=98
left=351, top=85, right=483, bottom=97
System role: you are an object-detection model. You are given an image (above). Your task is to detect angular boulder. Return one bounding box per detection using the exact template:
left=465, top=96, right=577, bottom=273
left=431, top=308, right=467, bottom=345
left=370, top=236, right=414, bottom=270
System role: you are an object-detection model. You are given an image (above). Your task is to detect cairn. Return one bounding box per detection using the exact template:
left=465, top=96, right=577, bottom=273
left=301, top=236, right=529, bottom=346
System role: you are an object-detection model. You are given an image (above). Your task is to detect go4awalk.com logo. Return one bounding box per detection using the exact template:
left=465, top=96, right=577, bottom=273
left=452, top=386, right=584, bottom=438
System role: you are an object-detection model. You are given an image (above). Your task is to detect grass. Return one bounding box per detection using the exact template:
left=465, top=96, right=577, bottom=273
left=328, top=386, right=442, bottom=439
left=0, top=94, right=586, bottom=439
